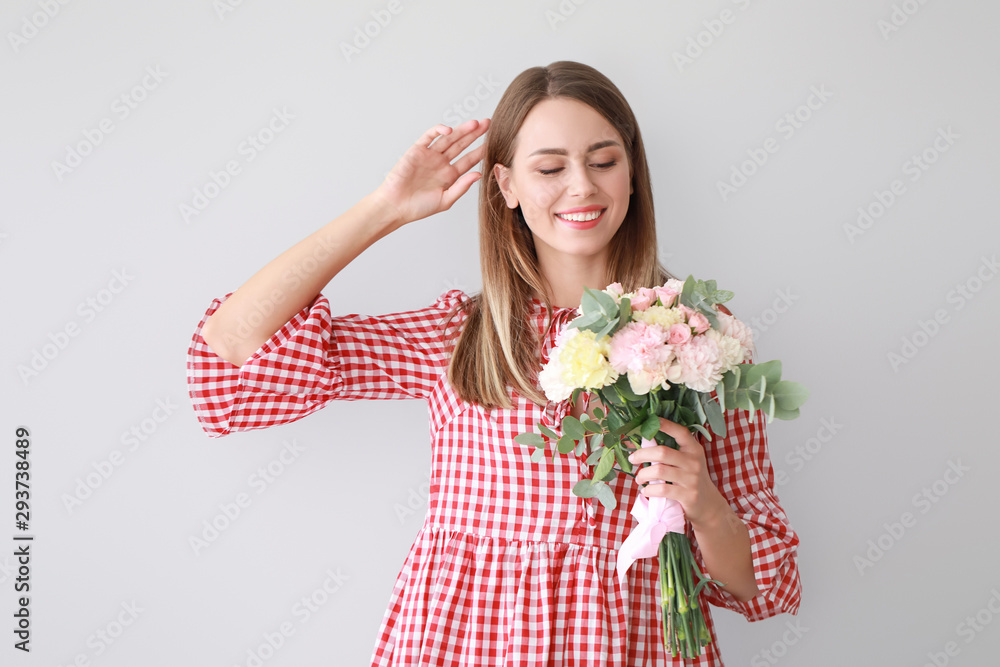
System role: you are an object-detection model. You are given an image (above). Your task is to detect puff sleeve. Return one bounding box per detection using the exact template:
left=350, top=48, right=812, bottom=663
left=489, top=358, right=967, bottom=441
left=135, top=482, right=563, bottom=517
left=186, top=288, right=469, bottom=438
left=689, top=357, right=803, bottom=621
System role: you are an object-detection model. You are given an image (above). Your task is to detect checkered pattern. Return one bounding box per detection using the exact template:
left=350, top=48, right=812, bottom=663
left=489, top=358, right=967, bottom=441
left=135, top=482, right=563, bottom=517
left=186, top=289, right=801, bottom=666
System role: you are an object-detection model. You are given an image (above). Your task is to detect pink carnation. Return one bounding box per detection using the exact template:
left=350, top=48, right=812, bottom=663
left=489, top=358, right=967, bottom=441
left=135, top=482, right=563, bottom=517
left=718, top=311, right=754, bottom=362
left=608, top=321, right=672, bottom=374
left=673, top=334, right=725, bottom=392
left=605, top=282, right=624, bottom=298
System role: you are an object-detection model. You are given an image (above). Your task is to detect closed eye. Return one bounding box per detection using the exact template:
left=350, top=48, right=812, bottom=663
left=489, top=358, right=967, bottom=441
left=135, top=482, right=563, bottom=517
left=538, top=161, right=618, bottom=175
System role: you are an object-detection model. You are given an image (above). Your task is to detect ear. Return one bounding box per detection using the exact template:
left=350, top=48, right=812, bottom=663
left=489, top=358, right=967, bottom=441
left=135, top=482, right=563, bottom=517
left=493, top=163, right=519, bottom=209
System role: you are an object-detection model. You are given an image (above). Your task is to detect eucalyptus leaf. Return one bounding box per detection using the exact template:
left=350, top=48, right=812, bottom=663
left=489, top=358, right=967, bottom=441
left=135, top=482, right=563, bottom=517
left=557, top=434, right=576, bottom=454
left=514, top=432, right=545, bottom=448
left=754, top=359, right=783, bottom=385
left=715, top=378, right=727, bottom=412
left=680, top=275, right=696, bottom=309
left=690, top=423, right=711, bottom=440
left=722, top=369, right=739, bottom=395
left=592, top=289, right=619, bottom=318
left=595, top=317, right=619, bottom=340
left=692, top=392, right=707, bottom=425
left=574, top=439, right=588, bottom=456
left=771, top=405, right=800, bottom=420
left=569, top=310, right=604, bottom=330
left=619, top=297, right=632, bottom=325
left=703, top=394, right=726, bottom=438
left=594, top=446, right=616, bottom=480
left=713, top=289, right=735, bottom=303
left=530, top=448, right=546, bottom=463
left=572, top=478, right=600, bottom=498
left=592, top=406, right=605, bottom=419
left=538, top=424, right=559, bottom=441
left=588, top=432, right=603, bottom=452
left=580, top=288, right=601, bottom=316
left=595, top=481, right=618, bottom=510
left=562, top=415, right=586, bottom=441
left=582, top=418, right=602, bottom=433
left=613, top=445, right=633, bottom=474
left=586, top=447, right=604, bottom=466
left=771, top=380, right=810, bottom=410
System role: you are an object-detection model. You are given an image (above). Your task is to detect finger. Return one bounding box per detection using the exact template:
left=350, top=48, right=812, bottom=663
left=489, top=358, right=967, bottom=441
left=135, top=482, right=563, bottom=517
left=450, top=143, right=486, bottom=176
left=424, top=118, right=479, bottom=154
left=418, top=124, right=453, bottom=149
left=441, top=119, right=489, bottom=162
left=628, top=443, right=679, bottom=466
left=657, top=418, right=700, bottom=450
left=440, top=171, right=483, bottom=210
left=634, top=464, right=674, bottom=487
left=641, top=480, right=681, bottom=499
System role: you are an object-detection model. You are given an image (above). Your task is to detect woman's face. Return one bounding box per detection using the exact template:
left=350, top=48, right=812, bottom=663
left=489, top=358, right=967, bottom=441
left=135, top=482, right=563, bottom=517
left=494, top=97, right=632, bottom=267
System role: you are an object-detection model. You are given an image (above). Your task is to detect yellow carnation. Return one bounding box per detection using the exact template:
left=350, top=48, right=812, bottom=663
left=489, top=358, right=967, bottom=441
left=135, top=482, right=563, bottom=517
left=558, top=329, right=618, bottom=389
left=633, top=306, right=685, bottom=329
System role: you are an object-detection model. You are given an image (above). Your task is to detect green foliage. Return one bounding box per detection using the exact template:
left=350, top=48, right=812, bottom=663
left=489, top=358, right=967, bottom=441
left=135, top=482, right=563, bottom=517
left=514, top=432, right=544, bottom=448
left=561, top=415, right=585, bottom=441
left=678, top=275, right=733, bottom=330
left=719, top=363, right=810, bottom=424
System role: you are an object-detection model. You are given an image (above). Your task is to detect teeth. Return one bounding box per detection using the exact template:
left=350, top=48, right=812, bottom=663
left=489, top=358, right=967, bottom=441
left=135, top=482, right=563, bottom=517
left=556, top=209, right=603, bottom=222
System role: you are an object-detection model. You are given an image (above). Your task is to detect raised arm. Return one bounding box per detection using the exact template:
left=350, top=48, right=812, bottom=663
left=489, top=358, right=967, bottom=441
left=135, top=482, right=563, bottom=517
left=201, top=118, right=490, bottom=367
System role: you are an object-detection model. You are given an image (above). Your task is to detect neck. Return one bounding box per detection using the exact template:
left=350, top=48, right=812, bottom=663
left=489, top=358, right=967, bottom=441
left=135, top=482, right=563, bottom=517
left=536, top=252, right=610, bottom=309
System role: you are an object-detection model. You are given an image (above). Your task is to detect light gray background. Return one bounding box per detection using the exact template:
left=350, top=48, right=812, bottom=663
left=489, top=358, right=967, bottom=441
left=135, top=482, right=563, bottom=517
left=3, top=1, right=998, bottom=665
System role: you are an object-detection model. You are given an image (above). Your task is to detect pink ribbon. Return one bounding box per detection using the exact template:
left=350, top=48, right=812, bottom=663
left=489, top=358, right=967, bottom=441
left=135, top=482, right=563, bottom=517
left=616, top=437, right=687, bottom=598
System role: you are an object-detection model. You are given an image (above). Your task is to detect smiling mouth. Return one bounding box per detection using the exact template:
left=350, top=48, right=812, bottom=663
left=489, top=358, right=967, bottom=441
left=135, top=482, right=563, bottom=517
left=555, top=208, right=605, bottom=223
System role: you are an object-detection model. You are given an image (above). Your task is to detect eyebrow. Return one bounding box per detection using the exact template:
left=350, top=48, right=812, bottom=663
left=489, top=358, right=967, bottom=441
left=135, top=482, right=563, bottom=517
left=527, top=140, right=622, bottom=157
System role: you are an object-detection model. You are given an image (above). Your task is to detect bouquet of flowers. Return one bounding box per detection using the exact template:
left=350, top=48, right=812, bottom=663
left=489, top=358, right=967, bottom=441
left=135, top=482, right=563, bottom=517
left=515, top=276, right=808, bottom=658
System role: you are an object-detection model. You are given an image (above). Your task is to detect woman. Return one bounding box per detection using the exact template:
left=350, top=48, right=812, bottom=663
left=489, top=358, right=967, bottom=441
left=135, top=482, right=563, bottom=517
left=187, top=61, right=801, bottom=666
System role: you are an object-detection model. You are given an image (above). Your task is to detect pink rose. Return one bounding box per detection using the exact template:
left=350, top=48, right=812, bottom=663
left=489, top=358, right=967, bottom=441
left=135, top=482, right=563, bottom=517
left=676, top=304, right=696, bottom=320
left=688, top=312, right=710, bottom=334
left=667, top=322, right=692, bottom=346
left=605, top=282, right=624, bottom=298
left=630, top=287, right=659, bottom=311
left=654, top=286, right=680, bottom=308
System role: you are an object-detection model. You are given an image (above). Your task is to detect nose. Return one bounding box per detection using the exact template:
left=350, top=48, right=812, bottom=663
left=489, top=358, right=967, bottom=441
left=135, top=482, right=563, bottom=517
left=565, top=162, right=598, bottom=198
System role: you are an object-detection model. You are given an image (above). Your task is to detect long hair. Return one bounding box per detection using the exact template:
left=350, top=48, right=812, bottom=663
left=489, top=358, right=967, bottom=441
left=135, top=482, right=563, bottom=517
left=446, top=61, right=674, bottom=410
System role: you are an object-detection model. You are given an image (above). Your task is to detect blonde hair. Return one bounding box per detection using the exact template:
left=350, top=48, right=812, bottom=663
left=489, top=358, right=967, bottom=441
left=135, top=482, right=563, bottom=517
left=445, top=61, right=674, bottom=409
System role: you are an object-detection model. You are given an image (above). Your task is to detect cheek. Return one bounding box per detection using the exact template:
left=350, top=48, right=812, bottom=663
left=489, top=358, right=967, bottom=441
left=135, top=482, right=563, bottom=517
left=521, top=181, right=561, bottom=213
left=601, top=172, right=632, bottom=200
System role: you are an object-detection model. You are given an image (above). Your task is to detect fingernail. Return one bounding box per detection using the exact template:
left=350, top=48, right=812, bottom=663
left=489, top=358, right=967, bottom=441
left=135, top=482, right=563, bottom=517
left=628, top=452, right=636, bottom=463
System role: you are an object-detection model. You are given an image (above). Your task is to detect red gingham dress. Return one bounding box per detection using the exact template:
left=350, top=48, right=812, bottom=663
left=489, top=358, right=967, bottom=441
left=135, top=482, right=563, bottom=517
left=186, top=288, right=801, bottom=666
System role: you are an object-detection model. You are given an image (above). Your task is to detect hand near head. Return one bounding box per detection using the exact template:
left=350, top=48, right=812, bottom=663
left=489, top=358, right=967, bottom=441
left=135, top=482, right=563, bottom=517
left=373, top=118, right=490, bottom=229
